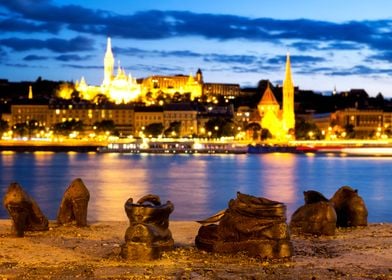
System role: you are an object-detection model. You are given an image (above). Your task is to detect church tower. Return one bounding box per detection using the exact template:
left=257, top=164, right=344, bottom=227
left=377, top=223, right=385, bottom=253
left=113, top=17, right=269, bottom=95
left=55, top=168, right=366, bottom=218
left=28, top=85, right=33, bottom=99
left=196, top=68, right=203, bottom=83
left=282, top=53, right=295, bottom=133
left=103, top=37, right=114, bottom=87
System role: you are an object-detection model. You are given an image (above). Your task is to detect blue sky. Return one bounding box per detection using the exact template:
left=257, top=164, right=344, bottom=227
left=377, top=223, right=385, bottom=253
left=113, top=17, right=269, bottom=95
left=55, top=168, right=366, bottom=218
left=2, top=0, right=392, bottom=97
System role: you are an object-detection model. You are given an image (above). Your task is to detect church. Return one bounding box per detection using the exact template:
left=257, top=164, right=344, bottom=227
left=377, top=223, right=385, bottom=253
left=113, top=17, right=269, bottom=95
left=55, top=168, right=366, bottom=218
left=257, top=53, right=295, bottom=140
left=70, top=38, right=202, bottom=104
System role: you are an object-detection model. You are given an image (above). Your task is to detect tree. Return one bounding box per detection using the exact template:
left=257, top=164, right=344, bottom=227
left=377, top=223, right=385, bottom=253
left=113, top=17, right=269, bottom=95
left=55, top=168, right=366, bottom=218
left=295, top=118, right=322, bottom=140
left=246, top=123, right=262, bottom=140
left=261, top=128, right=272, bottom=140
left=53, top=119, right=83, bottom=136
left=344, top=124, right=356, bottom=139
left=11, top=120, right=41, bottom=138
left=26, top=120, right=41, bottom=138
left=12, top=123, right=27, bottom=138
left=205, top=117, right=235, bottom=138
left=144, top=123, right=164, bottom=137
left=164, top=121, right=181, bottom=137
left=93, top=120, right=116, bottom=134
left=0, top=119, right=9, bottom=135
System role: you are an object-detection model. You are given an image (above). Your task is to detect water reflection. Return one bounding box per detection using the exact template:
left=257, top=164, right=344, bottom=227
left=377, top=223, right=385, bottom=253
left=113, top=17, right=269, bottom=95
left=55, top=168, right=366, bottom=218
left=0, top=152, right=391, bottom=222
left=257, top=153, right=298, bottom=217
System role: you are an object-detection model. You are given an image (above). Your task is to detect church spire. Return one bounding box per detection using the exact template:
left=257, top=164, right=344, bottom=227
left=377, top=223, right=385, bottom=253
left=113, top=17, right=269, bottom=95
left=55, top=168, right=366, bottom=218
left=28, top=85, right=33, bottom=99
left=103, top=37, right=114, bottom=87
left=283, top=52, right=293, bottom=89
left=282, top=52, right=295, bottom=134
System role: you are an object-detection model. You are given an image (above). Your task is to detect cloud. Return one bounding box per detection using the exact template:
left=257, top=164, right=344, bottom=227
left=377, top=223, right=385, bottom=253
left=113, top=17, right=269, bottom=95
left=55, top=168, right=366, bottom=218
left=267, top=55, right=326, bottom=66
left=113, top=47, right=202, bottom=59
left=297, top=65, right=392, bottom=77
left=130, top=64, right=185, bottom=74
left=329, top=65, right=392, bottom=76
left=61, top=64, right=101, bottom=70
left=204, top=54, right=258, bottom=64
left=115, top=46, right=259, bottom=65
left=23, top=54, right=49, bottom=61
left=0, top=36, right=95, bottom=53
left=55, top=54, right=94, bottom=62
left=290, top=41, right=362, bottom=51
left=0, top=47, right=6, bottom=62
left=0, top=0, right=111, bottom=26
left=5, top=63, right=46, bottom=68
left=368, top=51, right=392, bottom=62
left=2, top=0, right=392, bottom=52
left=0, top=17, right=61, bottom=33
left=3, top=0, right=392, bottom=84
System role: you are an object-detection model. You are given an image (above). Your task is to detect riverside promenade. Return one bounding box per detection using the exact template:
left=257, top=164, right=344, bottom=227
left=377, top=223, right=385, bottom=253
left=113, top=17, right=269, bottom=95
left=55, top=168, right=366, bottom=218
left=0, top=220, right=390, bottom=279
left=0, top=139, right=105, bottom=152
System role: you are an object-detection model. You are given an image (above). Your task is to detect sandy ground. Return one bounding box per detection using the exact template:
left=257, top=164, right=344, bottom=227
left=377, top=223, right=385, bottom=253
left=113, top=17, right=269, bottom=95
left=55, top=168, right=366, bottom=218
left=0, top=220, right=391, bottom=279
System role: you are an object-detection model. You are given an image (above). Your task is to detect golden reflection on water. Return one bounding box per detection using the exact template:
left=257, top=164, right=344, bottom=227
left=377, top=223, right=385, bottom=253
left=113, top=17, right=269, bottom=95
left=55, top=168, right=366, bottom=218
left=88, top=153, right=149, bottom=221
left=0, top=151, right=16, bottom=186
left=164, top=154, right=209, bottom=217
left=260, top=153, right=297, bottom=204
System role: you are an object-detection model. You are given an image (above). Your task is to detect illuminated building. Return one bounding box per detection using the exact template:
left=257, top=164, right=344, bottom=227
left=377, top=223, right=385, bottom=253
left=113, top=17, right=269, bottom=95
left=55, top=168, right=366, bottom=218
left=163, top=104, right=198, bottom=137
left=331, top=108, right=392, bottom=138
left=11, top=103, right=48, bottom=127
left=257, top=53, right=295, bottom=140
left=203, top=83, right=240, bottom=98
left=73, top=38, right=141, bottom=104
left=141, top=71, right=203, bottom=102
left=134, top=106, right=163, bottom=136
left=258, top=83, right=282, bottom=138
left=71, top=38, right=204, bottom=104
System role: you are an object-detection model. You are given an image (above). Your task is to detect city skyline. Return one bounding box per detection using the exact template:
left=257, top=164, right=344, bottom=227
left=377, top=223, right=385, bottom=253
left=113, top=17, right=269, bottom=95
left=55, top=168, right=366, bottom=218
left=2, top=1, right=392, bottom=97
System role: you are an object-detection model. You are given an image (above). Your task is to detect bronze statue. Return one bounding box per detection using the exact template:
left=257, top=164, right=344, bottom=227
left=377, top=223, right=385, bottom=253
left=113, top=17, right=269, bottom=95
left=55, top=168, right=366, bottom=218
left=3, top=182, right=49, bottom=237
left=57, top=178, right=90, bottom=227
left=195, top=192, right=293, bottom=259
left=121, top=194, right=174, bottom=260
left=330, top=186, right=368, bottom=227
left=290, top=190, right=337, bottom=236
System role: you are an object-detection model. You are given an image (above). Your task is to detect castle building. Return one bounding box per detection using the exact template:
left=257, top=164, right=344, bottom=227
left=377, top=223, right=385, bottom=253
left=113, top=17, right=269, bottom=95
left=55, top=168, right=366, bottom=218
left=257, top=53, right=295, bottom=140
left=72, top=38, right=203, bottom=104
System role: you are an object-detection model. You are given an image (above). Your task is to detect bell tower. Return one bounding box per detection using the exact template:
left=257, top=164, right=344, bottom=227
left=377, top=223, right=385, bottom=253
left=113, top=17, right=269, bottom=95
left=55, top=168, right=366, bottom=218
left=103, top=37, right=114, bottom=87
left=282, top=52, right=295, bottom=133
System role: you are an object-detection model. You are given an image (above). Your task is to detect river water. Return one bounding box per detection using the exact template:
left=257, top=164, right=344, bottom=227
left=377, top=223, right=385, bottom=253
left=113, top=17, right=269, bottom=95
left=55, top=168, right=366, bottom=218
left=0, top=151, right=390, bottom=222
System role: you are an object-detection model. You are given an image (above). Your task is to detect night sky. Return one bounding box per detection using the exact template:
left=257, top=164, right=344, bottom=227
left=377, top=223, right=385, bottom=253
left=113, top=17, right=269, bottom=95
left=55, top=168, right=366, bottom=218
left=2, top=0, right=392, bottom=96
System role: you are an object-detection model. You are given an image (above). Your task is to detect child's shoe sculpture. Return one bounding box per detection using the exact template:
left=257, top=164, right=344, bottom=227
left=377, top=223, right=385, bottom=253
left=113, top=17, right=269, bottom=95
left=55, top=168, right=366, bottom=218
left=121, top=194, right=174, bottom=260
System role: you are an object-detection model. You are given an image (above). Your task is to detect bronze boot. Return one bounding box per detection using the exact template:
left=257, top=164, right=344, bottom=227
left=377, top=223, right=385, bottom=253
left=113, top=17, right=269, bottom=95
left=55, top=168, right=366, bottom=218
left=3, top=182, right=49, bottom=237
left=121, top=194, right=174, bottom=260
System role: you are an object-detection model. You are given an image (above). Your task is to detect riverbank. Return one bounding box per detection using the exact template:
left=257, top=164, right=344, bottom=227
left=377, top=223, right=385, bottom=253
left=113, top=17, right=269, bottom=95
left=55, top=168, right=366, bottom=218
left=0, top=140, right=104, bottom=152
left=0, top=220, right=391, bottom=279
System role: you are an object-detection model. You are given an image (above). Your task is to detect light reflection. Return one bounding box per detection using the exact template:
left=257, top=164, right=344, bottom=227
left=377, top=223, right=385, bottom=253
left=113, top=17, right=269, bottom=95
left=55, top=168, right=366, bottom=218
left=28, top=152, right=56, bottom=204
left=1, top=151, right=15, bottom=155
left=88, top=154, right=149, bottom=221
left=164, top=155, right=209, bottom=219
left=260, top=153, right=297, bottom=204
left=253, top=153, right=299, bottom=220
left=0, top=153, right=391, bottom=223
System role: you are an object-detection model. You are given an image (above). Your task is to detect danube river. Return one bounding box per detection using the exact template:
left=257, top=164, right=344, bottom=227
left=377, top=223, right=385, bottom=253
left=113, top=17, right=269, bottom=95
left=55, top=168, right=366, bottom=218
left=0, top=151, right=391, bottom=223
